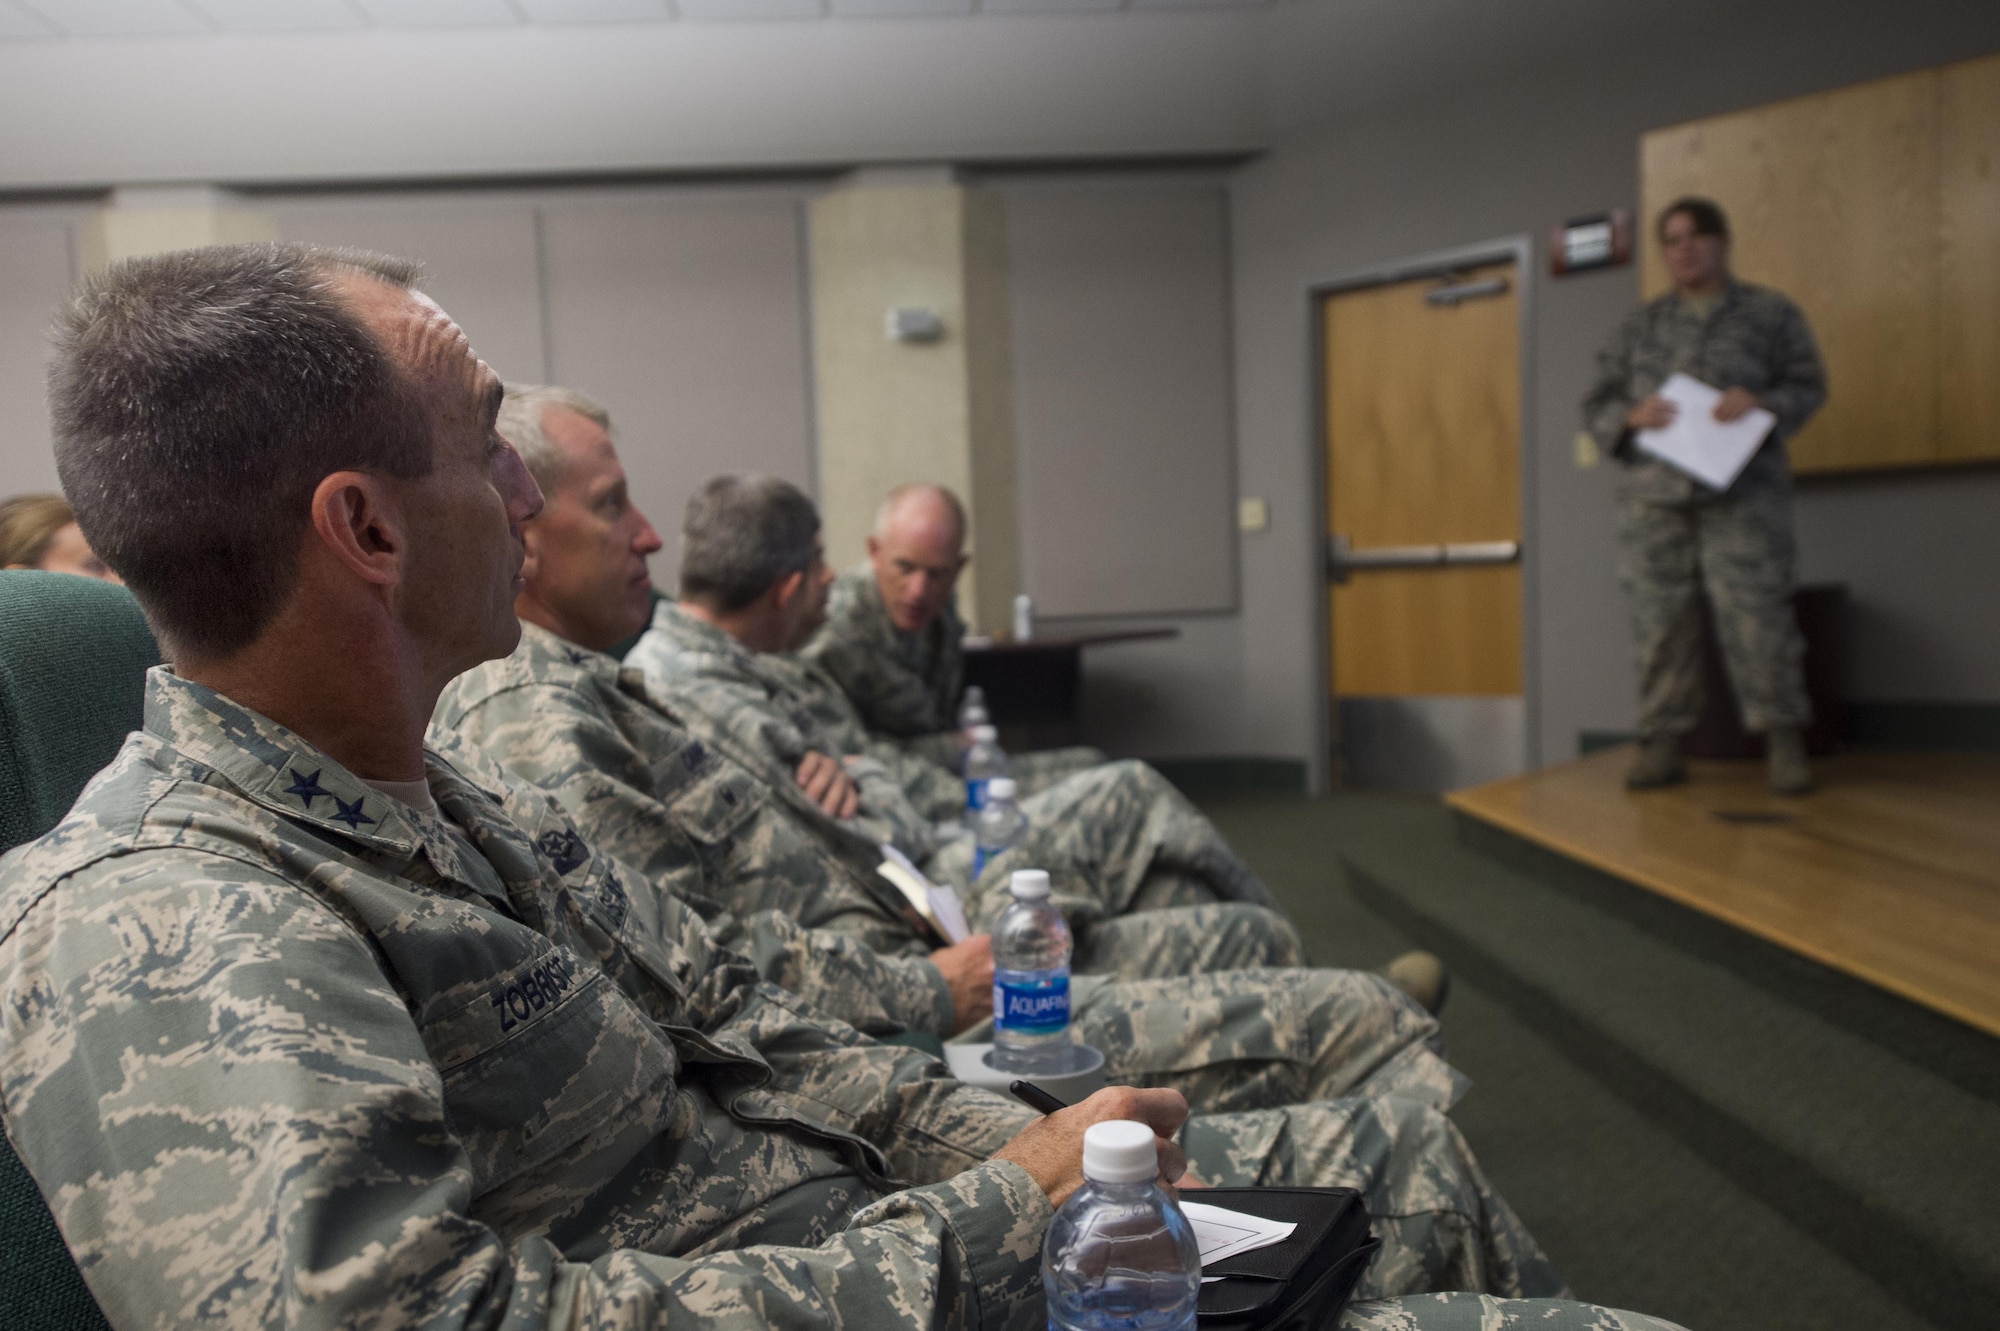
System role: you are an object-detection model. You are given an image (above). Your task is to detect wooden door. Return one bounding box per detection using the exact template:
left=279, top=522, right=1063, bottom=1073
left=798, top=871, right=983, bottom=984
left=1323, top=262, right=1521, bottom=782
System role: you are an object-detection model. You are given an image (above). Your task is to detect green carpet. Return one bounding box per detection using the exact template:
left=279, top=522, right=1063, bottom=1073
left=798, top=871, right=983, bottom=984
left=1199, top=791, right=1964, bottom=1331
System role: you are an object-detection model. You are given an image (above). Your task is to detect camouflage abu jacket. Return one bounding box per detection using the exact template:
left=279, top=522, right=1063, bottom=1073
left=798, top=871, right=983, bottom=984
left=800, top=564, right=966, bottom=760
left=434, top=620, right=959, bottom=1006
left=1581, top=280, right=1827, bottom=503
left=0, top=669, right=1044, bottom=1331
left=625, top=600, right=944, bottom=860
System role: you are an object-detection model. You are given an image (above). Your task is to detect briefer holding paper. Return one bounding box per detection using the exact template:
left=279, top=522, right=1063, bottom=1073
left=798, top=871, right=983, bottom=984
left=1582, top=197, right=1827, bottom=795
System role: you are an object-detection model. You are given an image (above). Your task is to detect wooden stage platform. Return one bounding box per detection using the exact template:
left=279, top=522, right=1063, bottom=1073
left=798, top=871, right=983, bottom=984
left=1446, top=747, right=2000, bottom=1038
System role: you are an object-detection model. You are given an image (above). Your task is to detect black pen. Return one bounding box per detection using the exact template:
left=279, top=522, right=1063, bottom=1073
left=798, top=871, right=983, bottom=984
left=1009, top=1079, right=1069, bottom=1115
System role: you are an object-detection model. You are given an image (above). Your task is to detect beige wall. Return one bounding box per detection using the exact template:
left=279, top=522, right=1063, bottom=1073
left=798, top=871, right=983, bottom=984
left=808, top=181, right=1020, bottom=635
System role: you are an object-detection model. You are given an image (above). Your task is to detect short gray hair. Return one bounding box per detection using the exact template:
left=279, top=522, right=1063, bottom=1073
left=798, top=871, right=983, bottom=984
left=679, top=474, right=819, bottom=613
left=497, top=384, right=612, bottom=494
left=49, top=242, right=428, bottom=661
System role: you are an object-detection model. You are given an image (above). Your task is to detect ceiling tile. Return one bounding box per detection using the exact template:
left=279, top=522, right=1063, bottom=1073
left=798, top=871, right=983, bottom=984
left=20, top=0, right=211, bottom=35
left=978, top=0, right=1120, bottom=12
left=350, top=0, right=521, bottom=26
left=1130, top=0, right=1266, bottom=8
left=0, top=0, right=58, bottom=37
left=829, top=0, right=970, bottom=15
left=674, top=0, right=823, bottom=20
left=188, top=0, right=365, bottom=31
left=515, top=0, right=669, bottom=20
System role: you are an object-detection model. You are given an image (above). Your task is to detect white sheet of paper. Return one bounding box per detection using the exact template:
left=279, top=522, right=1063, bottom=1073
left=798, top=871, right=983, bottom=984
left=877, top=844, right=972, bottom=943
left=1181, top=1201, right=1297, bottom=1282
left=1633, top=372, right=1776, bottom=491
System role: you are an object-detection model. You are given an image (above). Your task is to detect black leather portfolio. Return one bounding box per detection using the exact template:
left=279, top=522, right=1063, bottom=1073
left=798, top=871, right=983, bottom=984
left=1192, top=1187, right=1380, bottom=1331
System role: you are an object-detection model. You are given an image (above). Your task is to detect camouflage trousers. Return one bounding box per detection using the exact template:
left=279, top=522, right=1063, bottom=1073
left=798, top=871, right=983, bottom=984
left=930, top=758, right=1283, bottom=931
left=1075, top=967, right=1468, bottom=1112
left=1342, top=1294, right=1688, bottom=1331
left=899, top=744, right=1107, bottom=823
left=1619, top=472, right=1811, bottom=737
left=1182, top=1094, right=1567, bottom=1303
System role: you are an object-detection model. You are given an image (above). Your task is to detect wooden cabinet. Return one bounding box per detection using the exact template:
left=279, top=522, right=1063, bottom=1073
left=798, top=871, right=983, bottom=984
left=1640, top=53, right=2000, bottom=475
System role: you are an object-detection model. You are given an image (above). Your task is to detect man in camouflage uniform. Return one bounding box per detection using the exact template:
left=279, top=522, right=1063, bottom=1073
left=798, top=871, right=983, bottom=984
left=436, top=384, right=1460, bottom=1111
left=0, top=245, right=1685, bottom=1331
left=1583, top=197, right=1826, bottom=795
left=625, top=475, right=1298, bottom=955
left=802, top=481, right=1103, bottom=795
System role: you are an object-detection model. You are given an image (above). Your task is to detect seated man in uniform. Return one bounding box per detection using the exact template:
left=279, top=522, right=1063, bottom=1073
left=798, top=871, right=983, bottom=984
left=437, top=382, right=1457, bottom=1112
left=0, top=243, right=1683, bottom=1331
left=625, top=474, right=1298, bottom=953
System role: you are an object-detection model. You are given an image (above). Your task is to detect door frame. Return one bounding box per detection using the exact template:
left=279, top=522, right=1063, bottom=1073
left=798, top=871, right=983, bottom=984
left=1305, top=235, right=1540, bottom=794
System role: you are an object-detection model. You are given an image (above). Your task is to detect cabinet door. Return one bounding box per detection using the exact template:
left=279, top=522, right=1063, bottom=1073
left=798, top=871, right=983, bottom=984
left=1940, top=53, right=2000, bottom=466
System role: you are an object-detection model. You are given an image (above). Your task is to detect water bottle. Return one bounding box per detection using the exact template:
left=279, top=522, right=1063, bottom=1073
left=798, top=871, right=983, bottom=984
left=964, top=723, right=1010, bottom=818
left=972, top=777, right=1026, bottom=879
left=991, top=869, right=1073, bottom=1074
left=1043, top=1120, right=1202, bottom=1331
left=958, top=684, right=990, bottom=733
left=1013, top=593, right=1036, bottom=642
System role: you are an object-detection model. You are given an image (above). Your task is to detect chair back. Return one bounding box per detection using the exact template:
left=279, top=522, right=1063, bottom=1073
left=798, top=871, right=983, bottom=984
left=0, top=569, right=158, bottom=1331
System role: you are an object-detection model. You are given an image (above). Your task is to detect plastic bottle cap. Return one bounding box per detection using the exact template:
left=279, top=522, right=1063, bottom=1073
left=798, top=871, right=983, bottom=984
left=987, top=777, right=1017, bottom=801
left=971, top=724, right=998, bottom=743
left=1082, top=1120, right=1158, bottom=1183
left=1009, top=869, right=1051, bottom=899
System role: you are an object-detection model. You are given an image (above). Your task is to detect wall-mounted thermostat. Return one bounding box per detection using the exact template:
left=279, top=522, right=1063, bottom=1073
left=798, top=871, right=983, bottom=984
left=1548, top=210, right=1633, bottom=276
left=886, top=308, right=945, bottom=343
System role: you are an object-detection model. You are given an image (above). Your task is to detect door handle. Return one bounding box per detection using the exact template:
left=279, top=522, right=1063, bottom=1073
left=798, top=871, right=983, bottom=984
left=1326, top=534, right=1521, bottom=584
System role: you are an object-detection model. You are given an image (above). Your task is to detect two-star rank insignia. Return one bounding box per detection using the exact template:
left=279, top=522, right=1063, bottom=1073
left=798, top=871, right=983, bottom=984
left=329, top=795, right=376, bottom=830
left=283, top=767, right=332, bottom=811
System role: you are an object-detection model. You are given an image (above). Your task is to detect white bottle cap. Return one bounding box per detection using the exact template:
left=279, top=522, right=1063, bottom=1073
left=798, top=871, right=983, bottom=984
left=1009, top=868, right=1051, bottom=899
left=972, top=724, right=998, bottom=743
left=987, top=776, right=1017, bottom=801
left=1082, top=1120, right=1158, bottom=1183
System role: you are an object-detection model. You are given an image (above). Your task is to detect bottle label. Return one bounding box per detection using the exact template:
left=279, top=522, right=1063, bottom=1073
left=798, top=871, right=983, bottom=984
left=965, top=777, right=990, bottom=813
left=973, top=843, right=996, bottom=878
left=993, top=973, right=1069, bottom=1036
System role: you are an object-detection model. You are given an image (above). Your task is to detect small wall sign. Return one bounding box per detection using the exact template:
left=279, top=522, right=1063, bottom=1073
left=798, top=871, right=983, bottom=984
left=1549, top=210, right=1633, bottom=276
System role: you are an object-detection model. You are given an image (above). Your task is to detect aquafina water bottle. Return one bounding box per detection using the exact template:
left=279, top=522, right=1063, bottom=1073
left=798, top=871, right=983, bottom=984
left=957, top=684, right=990, bottom=734
left=972, top=777, right=1026, bottom=879
left=991, top=868, right=1072, bottom=1074
left=964, top=723, right=1009, bottom=822
left=1043, top=1119, right=1202, bottom=1331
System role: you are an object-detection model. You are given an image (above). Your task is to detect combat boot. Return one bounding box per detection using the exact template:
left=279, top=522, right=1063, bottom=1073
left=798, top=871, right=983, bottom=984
left=1382, top=950, right=1450, bottom=1016
left=1625, top=733, right=1687, bottom=789
left=1767, top=726, right=1813, bottom=796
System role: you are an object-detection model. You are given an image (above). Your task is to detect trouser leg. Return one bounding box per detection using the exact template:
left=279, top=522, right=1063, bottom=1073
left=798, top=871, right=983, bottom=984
left=1071, top=903, right=1305, bottom=978
left=960, top=759, right=1279, bottom=927
left=1618, top=497, right=1706, bottom=738
left=1071, top=968, right=1468, bottom=1112
left=1181, top=1095, right=1569, bottom=1301
left=1340, top=1294, right=1689, bottom=1330
left=1009, top=746, right=1108, bottom=795
left=1695, top=476, right=1812, bottom=734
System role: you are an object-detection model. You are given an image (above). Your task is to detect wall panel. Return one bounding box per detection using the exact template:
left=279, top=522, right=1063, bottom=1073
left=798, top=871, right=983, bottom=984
left=540, top=198, right=815, bottom=576
left=1001, top=180, right=1236, bottom=618
left=273, top=204, right=548, bottom=385
left=1641, top=70, right=1943, bottom=472
left=0, top=219, right=74, bottom=496
left=1939, top=53, right=2000, bottom=465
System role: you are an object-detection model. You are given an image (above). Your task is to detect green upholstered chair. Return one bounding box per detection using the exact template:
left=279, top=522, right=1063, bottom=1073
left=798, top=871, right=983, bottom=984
left=0, top=569, right=160, bottom=1331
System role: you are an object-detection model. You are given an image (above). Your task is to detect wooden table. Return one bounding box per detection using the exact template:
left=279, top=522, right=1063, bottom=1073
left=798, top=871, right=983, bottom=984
left=961, top=628, right=1177, bottom=744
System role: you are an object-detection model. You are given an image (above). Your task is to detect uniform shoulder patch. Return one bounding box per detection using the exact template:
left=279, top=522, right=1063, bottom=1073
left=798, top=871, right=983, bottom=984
left=535, top=827, right=591, bottom=876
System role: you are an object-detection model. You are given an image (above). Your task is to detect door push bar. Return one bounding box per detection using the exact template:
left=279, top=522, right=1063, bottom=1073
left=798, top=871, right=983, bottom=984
left=1326, top=533, right=1522, bottom=584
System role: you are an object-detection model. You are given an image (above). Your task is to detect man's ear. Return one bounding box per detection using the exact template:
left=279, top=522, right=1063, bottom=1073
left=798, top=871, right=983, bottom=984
left=771, top=567, right=807, bottom=612
left=308, top=470, right=405, bottom=589
left=864, top=534, right=881, bottom=561
left=519, top=521, right=545, bottom=584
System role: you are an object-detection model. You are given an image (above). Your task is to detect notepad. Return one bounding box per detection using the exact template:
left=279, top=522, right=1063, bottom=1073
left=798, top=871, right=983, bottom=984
left=1633, top=372, right=1776, bottom=492
left=1182, top=1200, right=1298, bottom=1281
left=878, top=844, right=972, bottom=943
